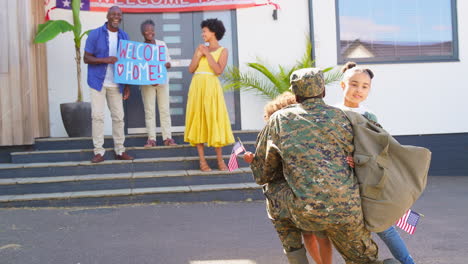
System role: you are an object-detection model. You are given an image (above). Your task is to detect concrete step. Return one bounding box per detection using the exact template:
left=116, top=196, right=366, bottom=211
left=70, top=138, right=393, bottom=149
left=11, top=142, right=256, bottom=164
left=34, top=130, right=259, bottom=151
left=0, top=155, right=250, bottom=179
left=0, top=182, right=263, bottom=208
left=0, top=168, right=254, bottom=195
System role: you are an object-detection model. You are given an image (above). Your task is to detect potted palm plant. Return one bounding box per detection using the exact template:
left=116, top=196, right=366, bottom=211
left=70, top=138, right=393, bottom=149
left=223, top=38, right=343, bottom=99
left=34, top=0, right=91, bottom=137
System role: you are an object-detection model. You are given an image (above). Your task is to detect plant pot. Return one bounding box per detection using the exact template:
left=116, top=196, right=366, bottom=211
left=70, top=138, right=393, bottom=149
left=60, top=102, right=92, bottom=137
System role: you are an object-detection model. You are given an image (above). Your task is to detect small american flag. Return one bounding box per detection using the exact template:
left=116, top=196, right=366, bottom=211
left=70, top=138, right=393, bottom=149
left=396, top=209, right=421, bottom=235
left=228, top=141, right=246, bottom=171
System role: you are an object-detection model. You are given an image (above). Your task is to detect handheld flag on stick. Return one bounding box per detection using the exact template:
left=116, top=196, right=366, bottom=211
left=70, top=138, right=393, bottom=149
left=396, top=209, right=421, bottom=235
left=228, top=140, right=246, bottom=172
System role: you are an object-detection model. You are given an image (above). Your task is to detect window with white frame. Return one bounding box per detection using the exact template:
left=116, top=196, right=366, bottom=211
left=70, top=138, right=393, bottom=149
left=336, top=0, right=458, bottom=63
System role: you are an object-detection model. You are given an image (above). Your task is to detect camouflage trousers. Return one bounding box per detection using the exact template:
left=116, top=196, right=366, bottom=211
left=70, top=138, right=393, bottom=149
left=265, top=181, right=380, bottom=264
left=272, top=217, right=381, bottom=264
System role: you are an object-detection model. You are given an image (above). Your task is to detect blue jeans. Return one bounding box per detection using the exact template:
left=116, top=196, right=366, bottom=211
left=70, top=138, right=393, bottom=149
left=377, top=226, right=415, bottom=264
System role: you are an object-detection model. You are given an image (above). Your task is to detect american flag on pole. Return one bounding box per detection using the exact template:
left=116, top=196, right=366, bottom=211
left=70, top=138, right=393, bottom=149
left=44, top=0, right=90, bottom=21
left=55, top=0, right=90, bottom=11
left=396, top=209, right=421, bottom=235
left=228, top=141, right=246, bottom=172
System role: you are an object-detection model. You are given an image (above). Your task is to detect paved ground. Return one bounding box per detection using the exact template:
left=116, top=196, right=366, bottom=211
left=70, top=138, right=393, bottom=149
left=0, top=176, right=467, bottom=264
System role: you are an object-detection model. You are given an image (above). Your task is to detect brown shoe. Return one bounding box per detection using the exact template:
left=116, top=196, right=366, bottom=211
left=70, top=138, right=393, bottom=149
left=115, top=152, right=134, bottom=161
left=144, top=139, right=157, bottom=148
left=163, top=138, right=177, bottom=146
left=91, top=154, right=104, bottom=163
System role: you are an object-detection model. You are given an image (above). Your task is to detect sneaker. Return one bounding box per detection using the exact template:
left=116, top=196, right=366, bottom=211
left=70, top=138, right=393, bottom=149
left=163, top=138, right=177, bottom=146
left=91, top=154, right=104, bottom=163
left=115, top=152, right=134, bottom=160
left=144, top=139, right=157, bottom=148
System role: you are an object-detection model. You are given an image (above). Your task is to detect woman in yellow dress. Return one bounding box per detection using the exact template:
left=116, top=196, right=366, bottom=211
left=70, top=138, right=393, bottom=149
left=185, top=18, right=234, bottom=172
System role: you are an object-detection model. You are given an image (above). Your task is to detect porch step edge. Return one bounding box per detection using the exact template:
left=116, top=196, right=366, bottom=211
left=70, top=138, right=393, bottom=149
left=34, top=130, right=260, bottom=142
left=0, top=167, right=252, bottom=185
left=11, top=142, right=256, bottom=156
left=0, top=182, right=261, bottom=202
left=0, top=154, right=244, bottom=169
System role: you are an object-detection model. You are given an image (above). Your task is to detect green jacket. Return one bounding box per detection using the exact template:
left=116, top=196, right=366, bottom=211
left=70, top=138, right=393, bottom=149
left=344, top=110, right=431, bottom=232
left=251, top=99, right=363, bottom=231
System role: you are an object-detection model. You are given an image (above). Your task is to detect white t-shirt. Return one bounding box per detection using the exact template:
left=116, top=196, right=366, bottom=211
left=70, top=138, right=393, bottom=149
left=103, top=30, right=118, bottom=88
left=155, top=39, right=172, bottom=63
left=335, top=103, right=378, bottom=123
left=155, top=39, right=171, bottom=84
left=335, top=103, right=369, bottom=115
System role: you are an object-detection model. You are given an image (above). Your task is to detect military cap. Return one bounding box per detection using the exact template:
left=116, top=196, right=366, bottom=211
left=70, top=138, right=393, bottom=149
left=289, top=68, right=325, bottom=97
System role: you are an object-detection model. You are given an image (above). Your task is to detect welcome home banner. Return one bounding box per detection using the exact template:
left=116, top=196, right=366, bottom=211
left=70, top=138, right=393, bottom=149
left=51, top=0, right=279, bottom=13
left=114, top=40, right=167, bottom=85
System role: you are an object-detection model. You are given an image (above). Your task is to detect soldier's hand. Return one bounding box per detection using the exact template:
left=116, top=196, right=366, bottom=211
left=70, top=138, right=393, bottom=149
left=346, top=156, right=355, bottom=168
left=243, top=152, right=255, bottom=164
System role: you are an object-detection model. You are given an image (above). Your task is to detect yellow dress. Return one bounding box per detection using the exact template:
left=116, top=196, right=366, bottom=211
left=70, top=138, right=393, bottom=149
left=184, top=47, right=235, bottom=147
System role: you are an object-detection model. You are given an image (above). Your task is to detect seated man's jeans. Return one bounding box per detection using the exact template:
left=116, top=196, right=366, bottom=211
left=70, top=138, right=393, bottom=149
left=377, top=226, right=415, bottom=264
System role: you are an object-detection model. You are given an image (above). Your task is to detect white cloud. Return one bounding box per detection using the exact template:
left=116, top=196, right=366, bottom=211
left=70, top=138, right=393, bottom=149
left=340, top=16, right=400, bottom=41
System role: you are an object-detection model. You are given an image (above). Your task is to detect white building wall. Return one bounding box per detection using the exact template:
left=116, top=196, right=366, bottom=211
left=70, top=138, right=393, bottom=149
left=46, top=10, right=107, bottom=137
left=46, top=0, right=468, bottom=136
left=236, top=0, right=310, bottom=129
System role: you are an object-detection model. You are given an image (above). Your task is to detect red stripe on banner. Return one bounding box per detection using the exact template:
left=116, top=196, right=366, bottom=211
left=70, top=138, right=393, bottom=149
left=102, top=4, right=258, bottom=13
left=88, top=0, right=273, bottom=13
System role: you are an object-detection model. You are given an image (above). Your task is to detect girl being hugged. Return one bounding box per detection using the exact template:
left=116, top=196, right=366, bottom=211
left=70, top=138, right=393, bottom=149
left=337, top=62, right=378, bottom=123
left=337, top=62, right=416, bottom=264
left=185, top=18, right=234, bottom=172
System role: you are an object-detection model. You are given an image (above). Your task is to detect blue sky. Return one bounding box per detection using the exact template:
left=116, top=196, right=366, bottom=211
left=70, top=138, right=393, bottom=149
left=338, top=0, right=453, bottom=43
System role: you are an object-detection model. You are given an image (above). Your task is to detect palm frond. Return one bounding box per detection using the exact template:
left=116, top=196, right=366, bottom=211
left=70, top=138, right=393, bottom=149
left=324, top=69, right=343, bottom=85
left=247, top=63, right=283, bottom=89
left=223, top=36, right=343, bottom=99
left=277, top=65, right=293, bottom=90
left=222, top=66, right=281, bottom=99
left=297, top=36, right=314, bottom=68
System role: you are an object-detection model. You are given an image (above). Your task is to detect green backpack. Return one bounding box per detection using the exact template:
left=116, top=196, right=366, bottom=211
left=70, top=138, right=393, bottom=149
left=343, top=110, right=431, bottom=232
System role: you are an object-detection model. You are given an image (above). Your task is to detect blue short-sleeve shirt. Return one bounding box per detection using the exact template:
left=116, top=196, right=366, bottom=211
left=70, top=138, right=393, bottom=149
left=85, top=22, right=129, bottom=93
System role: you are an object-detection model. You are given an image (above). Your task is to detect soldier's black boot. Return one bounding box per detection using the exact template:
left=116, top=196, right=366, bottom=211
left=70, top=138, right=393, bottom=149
left=285, top=247, right=309, bottom=264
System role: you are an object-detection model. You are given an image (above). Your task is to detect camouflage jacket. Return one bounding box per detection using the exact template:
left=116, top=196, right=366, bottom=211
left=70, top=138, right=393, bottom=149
left=251, top=99, right=363, bottom=230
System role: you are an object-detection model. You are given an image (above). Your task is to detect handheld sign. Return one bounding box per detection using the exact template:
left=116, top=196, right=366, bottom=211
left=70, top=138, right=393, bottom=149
left=114, top=40, right=167, bottom=85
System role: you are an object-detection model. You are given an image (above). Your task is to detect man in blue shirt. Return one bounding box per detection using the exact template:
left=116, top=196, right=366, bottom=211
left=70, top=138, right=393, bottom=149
left=84, top=6, right=134, bottom=163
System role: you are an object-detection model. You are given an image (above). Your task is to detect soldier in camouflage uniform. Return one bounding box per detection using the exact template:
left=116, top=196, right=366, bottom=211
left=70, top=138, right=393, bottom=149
left=250, top=68, right=397, bottom=264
